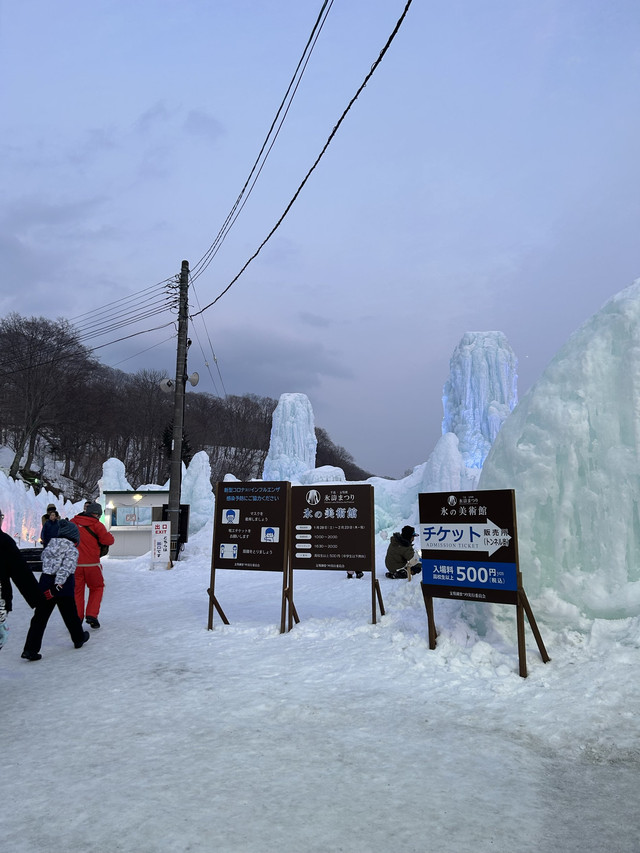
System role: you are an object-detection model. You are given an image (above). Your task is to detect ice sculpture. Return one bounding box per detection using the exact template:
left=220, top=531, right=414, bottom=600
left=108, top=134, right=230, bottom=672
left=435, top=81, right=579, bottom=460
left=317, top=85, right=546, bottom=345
left=479, top=279, right=640, bottom=619
left=442, top=331, right=518, bottom=468
left=262, top=393, right=317, bottom=482
left=180, top=450, right=215, bottom=534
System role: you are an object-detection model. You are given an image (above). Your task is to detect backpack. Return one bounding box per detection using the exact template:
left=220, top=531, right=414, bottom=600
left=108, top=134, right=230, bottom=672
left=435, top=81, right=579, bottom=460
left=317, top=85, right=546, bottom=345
left=85, top=525, right=110, bottom=557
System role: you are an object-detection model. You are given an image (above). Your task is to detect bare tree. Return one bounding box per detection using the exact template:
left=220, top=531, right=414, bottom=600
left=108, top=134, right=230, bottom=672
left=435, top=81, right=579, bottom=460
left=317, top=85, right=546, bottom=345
left=0, top=314, right=95, bottom=478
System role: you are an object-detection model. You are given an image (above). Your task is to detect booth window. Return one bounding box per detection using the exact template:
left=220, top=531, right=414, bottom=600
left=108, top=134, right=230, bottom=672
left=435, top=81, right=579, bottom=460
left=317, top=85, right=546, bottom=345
left=113, top=506, right=153, bottom=527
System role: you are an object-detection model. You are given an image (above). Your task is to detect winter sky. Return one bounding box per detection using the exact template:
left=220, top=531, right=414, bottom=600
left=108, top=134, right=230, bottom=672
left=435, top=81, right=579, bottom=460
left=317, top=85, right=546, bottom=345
left=2, top=1, right=640, bottom=477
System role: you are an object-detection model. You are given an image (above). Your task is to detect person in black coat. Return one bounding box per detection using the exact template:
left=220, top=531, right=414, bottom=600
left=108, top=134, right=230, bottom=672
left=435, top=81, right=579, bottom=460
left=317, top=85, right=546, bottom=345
left=384, top=525, right=422, bottom=579
left=0, top=506, right=44, bottom=624
left=40, top=504, right=61, bottom=546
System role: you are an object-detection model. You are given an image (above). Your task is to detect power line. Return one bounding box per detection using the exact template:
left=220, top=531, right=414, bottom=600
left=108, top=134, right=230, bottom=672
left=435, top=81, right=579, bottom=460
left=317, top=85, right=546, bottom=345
left=1, top=2, right=412, bottom=383
left=69, top=280, right=171, bottom=323
left=0, top=319, right=178, bottom=378
left=74, top=292, right=166, bottom=336
left=188, top=277, right=227, bottom=397
left=72, top=279, right=177, bottom=349
left=190, top=0, right=335, bottom=283
left=87, top=320, right=178, bottom=353
left=191, top=0, right=414, bottom=318
left=109, top=334, right=178, bottom=368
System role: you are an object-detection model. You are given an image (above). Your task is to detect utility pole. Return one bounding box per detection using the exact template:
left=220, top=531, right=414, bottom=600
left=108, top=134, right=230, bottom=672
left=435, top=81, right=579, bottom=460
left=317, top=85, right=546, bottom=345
left=167, top=259, right=190, bottom=562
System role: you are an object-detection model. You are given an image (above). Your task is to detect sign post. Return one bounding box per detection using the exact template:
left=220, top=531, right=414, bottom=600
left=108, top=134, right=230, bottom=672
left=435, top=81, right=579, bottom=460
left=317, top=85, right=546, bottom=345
left=151, top=521, right=171, bottom=570
left=289, top=484, right=383, bottom=625
left=208, top=482, right=290, bottom=629
left=418, top=489, right=549, bottom=677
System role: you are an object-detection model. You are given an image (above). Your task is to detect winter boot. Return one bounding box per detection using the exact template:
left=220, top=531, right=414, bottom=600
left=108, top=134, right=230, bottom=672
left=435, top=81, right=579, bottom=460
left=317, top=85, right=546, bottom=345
left=75, top=631, right=91, bottom=649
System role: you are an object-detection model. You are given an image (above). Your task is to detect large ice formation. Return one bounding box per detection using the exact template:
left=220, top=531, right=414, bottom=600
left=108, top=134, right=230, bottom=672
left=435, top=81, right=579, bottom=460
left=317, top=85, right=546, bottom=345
left=442, top=331, right=518, bottom=469
left=479, top=279, right=640, bottom=619
left=99, top=458, right=133, bottom=493
left=262, top=393, right=317, bottom=482
left=299, top=466, right=346, bottom=484
left=180, top=450, right=215, bottom=534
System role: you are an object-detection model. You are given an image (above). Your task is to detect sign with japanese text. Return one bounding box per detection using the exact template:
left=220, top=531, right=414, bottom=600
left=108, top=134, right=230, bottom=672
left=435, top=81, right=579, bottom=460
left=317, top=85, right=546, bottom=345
left=418, top=489, right=520, bottom=604
left=213, top=482, right=290, bottom=572
left=152, top=521, right=171, bottom=567
left=290, top=484, right=374, bottom=572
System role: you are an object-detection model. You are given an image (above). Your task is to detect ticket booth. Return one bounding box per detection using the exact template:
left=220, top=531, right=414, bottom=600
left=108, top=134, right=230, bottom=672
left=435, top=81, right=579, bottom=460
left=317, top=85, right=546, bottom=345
left=102, top=490, right=170, bottom=557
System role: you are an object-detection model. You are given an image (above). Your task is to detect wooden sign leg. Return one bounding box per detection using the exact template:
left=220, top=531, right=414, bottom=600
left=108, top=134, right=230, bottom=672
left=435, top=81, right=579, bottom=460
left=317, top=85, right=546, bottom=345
left=420, top=584, right=437, bottom=649
left=207, top=536, right=229, bottom=628
left=520, top=589, right=551, bottom=663
left=207, top=585, right=214, bottom=630
left=281, top=564, right=300, bottom=633
left=516, top=594, right=527, bottom=677
left=372, top=576, right=385, bottom=623
left=207, top=587, right=230, bottom=628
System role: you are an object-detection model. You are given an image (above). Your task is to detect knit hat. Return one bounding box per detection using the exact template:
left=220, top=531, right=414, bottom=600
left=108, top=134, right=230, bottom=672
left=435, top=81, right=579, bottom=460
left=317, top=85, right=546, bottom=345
left=57, top=519, right=80, bottom=544
left=85, top=501, right=103, bottom=517
left=46, top=503, right=57, bottom=513
left=401, top=525, right=417, bottom=540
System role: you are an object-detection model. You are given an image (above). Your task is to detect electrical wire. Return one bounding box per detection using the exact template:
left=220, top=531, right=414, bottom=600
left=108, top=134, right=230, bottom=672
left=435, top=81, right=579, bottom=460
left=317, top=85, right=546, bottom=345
left=188, top=277, right=227, bottom=397
left=191, top=0, right=414, bottom=318
left=0, top=319, right=179, bottom=378
left=109, top=334, right=178, bottom=368
left=69, top=279, right=171, bottom=323
left=1, top=2, right=412, bottom=383
left=190, top=0, right=335, bottom=283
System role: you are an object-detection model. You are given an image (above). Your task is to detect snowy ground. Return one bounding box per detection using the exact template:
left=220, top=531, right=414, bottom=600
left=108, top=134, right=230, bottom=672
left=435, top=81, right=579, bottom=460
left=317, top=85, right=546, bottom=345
left=3, top=524, right=639, bottom=853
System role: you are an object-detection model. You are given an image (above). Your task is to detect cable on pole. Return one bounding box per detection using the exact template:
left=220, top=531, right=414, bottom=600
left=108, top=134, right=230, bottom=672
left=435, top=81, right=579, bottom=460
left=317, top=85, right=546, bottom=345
left=191, top=0, right=414, bottom=319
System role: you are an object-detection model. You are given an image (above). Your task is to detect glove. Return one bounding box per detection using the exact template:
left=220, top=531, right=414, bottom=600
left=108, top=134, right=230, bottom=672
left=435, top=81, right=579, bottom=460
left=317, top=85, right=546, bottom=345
left=43, top=589, right=55, bottom=601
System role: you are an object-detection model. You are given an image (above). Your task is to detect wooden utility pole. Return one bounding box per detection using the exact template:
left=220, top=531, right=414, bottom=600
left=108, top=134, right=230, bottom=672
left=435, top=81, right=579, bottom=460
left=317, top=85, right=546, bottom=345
left=167, top=260, right=190, bottom=562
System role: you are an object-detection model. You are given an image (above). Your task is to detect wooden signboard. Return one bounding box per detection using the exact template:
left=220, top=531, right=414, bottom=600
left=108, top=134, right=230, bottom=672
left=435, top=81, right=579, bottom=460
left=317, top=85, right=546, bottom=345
left=418, top=489, right=549, bottom=677
left=288, top=484, right=383, bottom=626
left=208, top=481, right=290, bottom=629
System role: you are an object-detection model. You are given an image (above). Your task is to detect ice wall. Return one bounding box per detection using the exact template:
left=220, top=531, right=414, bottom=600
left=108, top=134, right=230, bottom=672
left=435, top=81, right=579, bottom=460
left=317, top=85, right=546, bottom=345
left=262, top=393, right=317, bottom=482
left=479, top=279, right=640, bottom=619
left=0, top=471, right=82, bottom=546
left=442, top=331, right=518, bottom=468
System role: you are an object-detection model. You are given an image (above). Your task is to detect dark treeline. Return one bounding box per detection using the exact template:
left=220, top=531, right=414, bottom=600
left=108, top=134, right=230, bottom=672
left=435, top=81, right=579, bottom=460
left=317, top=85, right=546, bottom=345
left=0, top=314, right=373, bottom=499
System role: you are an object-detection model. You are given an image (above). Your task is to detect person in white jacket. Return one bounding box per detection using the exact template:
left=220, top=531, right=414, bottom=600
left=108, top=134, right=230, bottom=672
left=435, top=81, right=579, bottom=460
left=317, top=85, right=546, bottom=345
left=21, top=519, right=90, bottom=661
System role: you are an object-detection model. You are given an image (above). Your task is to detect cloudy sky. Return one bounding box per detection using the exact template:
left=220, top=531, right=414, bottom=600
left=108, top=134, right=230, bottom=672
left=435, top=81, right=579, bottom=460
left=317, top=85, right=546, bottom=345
left=2, top=0, right=639, bottom=477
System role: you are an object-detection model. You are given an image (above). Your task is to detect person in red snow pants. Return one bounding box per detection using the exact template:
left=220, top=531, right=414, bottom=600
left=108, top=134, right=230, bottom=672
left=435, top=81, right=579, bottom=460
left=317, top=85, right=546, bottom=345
left=70, top=501, right=114, bottom=629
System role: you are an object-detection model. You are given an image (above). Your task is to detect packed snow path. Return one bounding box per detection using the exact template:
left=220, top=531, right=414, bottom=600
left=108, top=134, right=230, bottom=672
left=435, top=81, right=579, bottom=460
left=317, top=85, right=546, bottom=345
left=3, top=533, right=639, bottom=853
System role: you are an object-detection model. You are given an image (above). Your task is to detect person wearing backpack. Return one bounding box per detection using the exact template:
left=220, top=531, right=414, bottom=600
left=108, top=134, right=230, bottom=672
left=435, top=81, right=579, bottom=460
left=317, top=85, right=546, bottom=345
left=71, top=501, right=114, bottom=629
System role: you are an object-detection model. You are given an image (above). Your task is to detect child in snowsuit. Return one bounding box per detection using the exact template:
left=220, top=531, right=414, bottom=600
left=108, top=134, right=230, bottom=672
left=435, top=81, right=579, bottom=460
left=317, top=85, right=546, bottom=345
left=21, top=519, right=90, bottom=661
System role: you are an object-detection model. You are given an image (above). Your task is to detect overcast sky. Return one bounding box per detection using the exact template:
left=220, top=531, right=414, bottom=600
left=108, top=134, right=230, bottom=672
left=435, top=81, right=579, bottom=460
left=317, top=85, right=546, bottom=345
left=2, top=0, right=639, bottom=477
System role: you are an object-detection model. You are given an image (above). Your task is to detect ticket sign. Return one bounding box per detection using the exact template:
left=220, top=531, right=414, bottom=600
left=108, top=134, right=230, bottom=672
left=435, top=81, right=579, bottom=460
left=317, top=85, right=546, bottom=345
left=290, top=484, right=374, bottom=572
left=418, top=489, right=519, bottom=604
left=213, top=482, right=289, bottom=571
